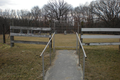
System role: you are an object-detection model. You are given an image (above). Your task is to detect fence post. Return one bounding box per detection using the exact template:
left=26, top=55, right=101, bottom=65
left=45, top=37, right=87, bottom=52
left=10, top=27, right=14, bottom=47
left=119, top=39, right=120, bottom=51
left=10, top=36, right=14, bottom=47
left=42, top=54, right=45, bottom=80
left=54, top=21, right=55, bottom=32
left=2, top=24, right=6, bottom=44
left=27, top=30, right=30, bottom=34
left=80, top=22, right=83, bottom=43
left=49, top=26, right=52, bottom=48
left=20, top=29, right=22, bottom=33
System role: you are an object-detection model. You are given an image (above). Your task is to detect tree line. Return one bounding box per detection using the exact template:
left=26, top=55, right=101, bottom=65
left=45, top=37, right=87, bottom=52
left=0, top=0, right=120, bottom=34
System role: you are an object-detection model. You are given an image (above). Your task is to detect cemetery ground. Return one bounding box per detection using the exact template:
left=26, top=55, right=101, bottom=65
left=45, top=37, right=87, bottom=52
left=0, top=34, right=120, bottom=80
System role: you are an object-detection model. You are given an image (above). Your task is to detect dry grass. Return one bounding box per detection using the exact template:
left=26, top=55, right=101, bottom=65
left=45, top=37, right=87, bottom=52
left=0, top=34, right=120, bottom=80
left=55, top=34, right=76, bottom=47
left=0, top=34, right=55, bottom=80
left=80, top=35, right=120, bottom=80
left=83, top=47, right=120, bottom=80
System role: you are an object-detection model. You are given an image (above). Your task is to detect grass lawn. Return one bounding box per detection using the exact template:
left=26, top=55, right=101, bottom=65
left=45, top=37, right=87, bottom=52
left=0, top=34, right=55, bottom=80
left=0, top=34, right=120, bottom=80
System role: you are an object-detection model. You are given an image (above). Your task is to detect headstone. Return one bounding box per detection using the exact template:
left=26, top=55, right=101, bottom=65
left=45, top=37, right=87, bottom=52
left=64, top=30, right=66, bottom=35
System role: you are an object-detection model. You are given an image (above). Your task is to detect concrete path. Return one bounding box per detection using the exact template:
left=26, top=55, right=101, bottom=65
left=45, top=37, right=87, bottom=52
left=45, top=50, right=83, bottom=80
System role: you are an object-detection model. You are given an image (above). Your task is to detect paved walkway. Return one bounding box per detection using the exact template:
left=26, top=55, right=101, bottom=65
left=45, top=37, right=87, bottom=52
left=45, top=50, right=83, bottom=80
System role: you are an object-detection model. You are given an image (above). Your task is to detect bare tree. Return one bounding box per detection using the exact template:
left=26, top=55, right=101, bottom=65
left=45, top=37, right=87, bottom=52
left=0, top=9, right=3, bottom=17
left=74, top=6, right=88, bottom=22
left=31, top=6, right=41, bottom=20
left=73, top=7, right=81, bottom=22
left=20, top=10, right=30, bottom=19
left=10, top=10, right=17, bottom=18
left=43, top=0, right=72, bottom=22
left=90, top=0, right=120, bottom=27
left=2, top=9, right=11, bottom=18
left=73, top=4, right=95, bottom=28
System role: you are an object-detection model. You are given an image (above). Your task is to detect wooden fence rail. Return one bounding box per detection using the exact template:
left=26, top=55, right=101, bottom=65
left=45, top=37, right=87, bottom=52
left=81, top=28, right=120, bottom=47
left=10, top=26, right=52, bottom=47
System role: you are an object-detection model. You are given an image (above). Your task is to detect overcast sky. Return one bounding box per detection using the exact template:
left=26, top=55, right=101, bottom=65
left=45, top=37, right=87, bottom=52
left=0, top=0, right=95, bottom=11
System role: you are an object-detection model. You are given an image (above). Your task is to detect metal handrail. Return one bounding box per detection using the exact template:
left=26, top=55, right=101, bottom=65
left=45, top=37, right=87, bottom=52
left=76, top=32, right=87, bottom=80
left=40, top=32, right=55, bottom=57
left=40, top=32, right=55, bottom=80
left=76, top=33, right=87, bottom=58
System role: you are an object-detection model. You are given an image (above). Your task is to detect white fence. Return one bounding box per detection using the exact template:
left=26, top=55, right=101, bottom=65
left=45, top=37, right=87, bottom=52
left=81, top=28, right=120, bottom=46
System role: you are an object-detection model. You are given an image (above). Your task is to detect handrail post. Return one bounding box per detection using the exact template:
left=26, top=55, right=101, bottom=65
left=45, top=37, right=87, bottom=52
left=83, top=56, right=85, bottom=80
left=53, top=21, right=55, bottom=52
left=78, top=22, right=79, bottom=33
left=49, top=42, right=51, bottom=65
left=53, top=33, right=55, bottom=53
left=53, top=21, right=55, bottom=53
left=81, top=25, right=83, bottom=43
left=76, top=34, right=78, bottom=54
left=79, top=42, right=80, bottom=66
left=42, top=54, right=45, bottom=80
